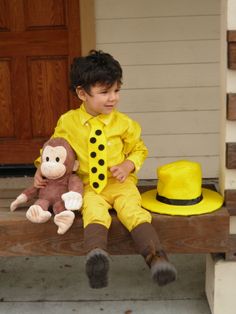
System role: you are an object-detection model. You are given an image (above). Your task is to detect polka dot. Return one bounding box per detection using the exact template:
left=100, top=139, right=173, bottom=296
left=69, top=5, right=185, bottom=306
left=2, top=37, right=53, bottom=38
left=93, top=182, right=99, bottom=189
left=90, top=152, right=96, bottom=158
left=91, top=167, right=97, bottom=173
left=98, top=144, right=105, bottom=151
left=95, top=129, right=102, bottom=135
left=98, top=159, right=105, bottom=166
left=90, top=137, right=96, bottom=144
left=98, top=174, right=105, bottom=180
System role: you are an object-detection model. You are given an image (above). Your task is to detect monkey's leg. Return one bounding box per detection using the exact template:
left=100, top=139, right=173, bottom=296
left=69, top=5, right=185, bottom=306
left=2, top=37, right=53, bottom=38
left=53, top=201, right=75, bottom=234
left=26, top=199, right=52, bottom=223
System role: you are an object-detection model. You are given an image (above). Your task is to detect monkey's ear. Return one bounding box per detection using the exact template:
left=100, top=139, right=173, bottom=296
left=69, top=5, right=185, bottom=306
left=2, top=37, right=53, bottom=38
left=73, top=160, right=79, bottom=171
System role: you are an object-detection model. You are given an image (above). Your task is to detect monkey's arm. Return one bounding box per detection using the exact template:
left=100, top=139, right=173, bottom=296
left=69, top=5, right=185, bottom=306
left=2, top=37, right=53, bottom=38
left=10, top=186, right=38, bottom=212
left=61, top=174, right=84, bottom=211
left=68, top=173, right=84, bottom=195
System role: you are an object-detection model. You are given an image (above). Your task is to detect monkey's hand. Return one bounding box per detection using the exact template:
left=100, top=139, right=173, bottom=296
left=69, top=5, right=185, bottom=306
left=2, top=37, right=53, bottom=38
left=61, top=191, right=83, bottom=211
left=10, top=193, right=28, bottom=212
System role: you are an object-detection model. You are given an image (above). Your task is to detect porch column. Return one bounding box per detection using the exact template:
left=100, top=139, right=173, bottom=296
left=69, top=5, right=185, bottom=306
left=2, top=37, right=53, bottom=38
left=206, top=1, right=236, bottom=313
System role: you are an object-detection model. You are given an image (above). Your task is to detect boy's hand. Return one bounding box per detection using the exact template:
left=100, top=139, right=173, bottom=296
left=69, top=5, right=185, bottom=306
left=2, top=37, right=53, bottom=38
left=110, top=160, right=135, bottom=183
left=34, top=167, right=48, bottom=188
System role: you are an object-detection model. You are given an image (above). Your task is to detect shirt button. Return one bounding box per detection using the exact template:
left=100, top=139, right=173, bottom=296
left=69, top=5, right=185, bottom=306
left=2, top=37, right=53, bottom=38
left=107, top=141, right=111, bottom=146
left=85, top=123, right=89, bottom=126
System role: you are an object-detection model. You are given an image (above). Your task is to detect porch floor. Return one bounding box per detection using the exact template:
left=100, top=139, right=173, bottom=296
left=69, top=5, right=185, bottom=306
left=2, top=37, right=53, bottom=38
left=0, top=177, right=211, bottom=314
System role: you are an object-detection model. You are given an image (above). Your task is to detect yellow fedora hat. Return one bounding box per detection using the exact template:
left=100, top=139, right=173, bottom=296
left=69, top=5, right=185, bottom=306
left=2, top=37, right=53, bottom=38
left=141, top=160, right=224, bottom=216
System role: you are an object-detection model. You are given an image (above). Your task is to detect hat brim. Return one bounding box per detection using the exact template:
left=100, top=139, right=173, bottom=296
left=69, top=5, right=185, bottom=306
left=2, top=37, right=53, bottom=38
left=141, top=188, right=224, bottom=216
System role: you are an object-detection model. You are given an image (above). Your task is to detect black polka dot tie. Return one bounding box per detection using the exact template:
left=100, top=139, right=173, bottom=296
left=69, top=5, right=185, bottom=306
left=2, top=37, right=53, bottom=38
left=88, top=118, right=107, bottom=193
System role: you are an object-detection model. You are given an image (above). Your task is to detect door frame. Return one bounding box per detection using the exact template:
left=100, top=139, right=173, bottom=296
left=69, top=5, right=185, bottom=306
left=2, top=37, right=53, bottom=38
left=79, top=0, right=96, bottom=55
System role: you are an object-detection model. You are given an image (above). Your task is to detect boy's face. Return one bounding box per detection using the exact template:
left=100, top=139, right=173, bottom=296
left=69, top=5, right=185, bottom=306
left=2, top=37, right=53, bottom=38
left=77, top=82, right=120, bottom=116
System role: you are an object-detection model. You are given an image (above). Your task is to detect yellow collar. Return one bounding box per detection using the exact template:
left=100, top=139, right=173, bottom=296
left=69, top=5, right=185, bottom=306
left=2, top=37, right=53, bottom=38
left=79, top=103, right=114, bottom=126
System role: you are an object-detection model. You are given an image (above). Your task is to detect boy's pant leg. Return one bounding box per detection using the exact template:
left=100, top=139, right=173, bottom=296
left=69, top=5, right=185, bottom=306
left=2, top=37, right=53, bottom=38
left=82, top=187, right=112, bottom=251
left=82, top=186, right=112, bottom=228
left=112, top=178, right=152, bottom=231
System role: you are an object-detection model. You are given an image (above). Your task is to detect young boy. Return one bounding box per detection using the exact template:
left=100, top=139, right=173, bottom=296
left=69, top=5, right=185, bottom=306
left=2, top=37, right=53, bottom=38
left=34, top=50, right=177, bottom=289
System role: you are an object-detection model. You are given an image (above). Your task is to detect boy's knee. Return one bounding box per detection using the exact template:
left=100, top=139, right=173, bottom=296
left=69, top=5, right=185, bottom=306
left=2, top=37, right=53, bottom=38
left=117, top=206, right=152, bottom=232
left=83, top=209, right=112, bottom=229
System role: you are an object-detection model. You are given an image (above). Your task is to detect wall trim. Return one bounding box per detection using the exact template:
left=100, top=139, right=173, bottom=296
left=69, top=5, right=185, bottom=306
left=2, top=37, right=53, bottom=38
left=228, top=30, right=236, bottom=69
left=79, top=0, right=96, bottom=55
left=227, top=93, right=236, bottom=120
left=226, top=143, right=236, bottom=169
left=225, top=189, right=236, bottom=215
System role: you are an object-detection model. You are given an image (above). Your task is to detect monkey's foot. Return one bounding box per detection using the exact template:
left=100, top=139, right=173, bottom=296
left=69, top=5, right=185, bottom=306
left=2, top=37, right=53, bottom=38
left=26, top=205, right=52, bottom=223
left=54, top=210, right=75, bottom=235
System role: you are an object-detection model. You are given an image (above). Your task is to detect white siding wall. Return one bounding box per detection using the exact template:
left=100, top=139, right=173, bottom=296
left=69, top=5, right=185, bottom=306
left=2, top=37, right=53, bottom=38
left=95, top=0, right=221, bottom=179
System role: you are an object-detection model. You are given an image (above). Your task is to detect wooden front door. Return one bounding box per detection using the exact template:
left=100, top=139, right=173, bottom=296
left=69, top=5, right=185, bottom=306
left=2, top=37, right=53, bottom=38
left=0, top=0, right=81, bottom=164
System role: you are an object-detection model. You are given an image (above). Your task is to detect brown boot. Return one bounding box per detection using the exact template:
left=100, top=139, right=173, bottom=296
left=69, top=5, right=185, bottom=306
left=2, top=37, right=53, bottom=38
left=84, top=223, right=110, bottom=289
left=131, top=222, right=177, bottom=286
left=146, top=250, right=177, bottom=286
left=85, top=248, right=110, bottom=289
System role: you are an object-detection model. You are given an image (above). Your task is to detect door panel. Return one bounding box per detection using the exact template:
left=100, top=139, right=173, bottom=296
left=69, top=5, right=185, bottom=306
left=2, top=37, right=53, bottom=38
left=0, top=60, right=14, bottom=137
left=25, top=0, right=66, bottom=29
left=0, top=0, right=81, bottom=164
left=28, top=57, right=69, bottom=137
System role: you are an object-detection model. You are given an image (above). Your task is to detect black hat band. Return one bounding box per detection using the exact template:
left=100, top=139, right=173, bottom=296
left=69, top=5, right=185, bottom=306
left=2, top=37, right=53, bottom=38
left=156, top=193, right=203, bottom=206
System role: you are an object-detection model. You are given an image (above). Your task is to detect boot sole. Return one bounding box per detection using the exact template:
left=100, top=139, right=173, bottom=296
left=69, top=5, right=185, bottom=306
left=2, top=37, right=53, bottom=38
left=86, top=250, right=109, bottom=289
left=151, top=260, right=177, bottom=286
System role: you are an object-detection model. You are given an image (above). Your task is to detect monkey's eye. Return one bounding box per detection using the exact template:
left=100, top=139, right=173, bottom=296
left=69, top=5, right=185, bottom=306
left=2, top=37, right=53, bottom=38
left=56, top=157, right=60, bottom=162
left=46, top=157, right=49, bottom=162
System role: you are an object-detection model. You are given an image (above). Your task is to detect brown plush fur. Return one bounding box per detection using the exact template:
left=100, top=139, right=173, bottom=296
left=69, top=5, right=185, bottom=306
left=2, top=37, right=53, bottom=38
left=10, top=138, right=83, bottom=234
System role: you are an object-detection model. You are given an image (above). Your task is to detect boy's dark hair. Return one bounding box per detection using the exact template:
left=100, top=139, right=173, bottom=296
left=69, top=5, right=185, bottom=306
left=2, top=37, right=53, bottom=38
left=70, top=50, right=123, bottom=94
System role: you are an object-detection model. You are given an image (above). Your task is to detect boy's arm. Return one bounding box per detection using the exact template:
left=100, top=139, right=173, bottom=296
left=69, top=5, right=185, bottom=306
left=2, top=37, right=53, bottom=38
left=110, top=119, right=148, bottom=182
left=110, top=160, right=135, bottom=182
left=34, top=167, right=48, bottom=188
left=122, top=119, right=148, bottom=172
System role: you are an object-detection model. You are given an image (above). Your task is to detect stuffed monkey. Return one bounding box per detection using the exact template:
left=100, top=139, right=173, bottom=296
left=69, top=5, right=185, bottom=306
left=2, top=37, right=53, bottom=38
left=10, top=138, right=83, bottom=234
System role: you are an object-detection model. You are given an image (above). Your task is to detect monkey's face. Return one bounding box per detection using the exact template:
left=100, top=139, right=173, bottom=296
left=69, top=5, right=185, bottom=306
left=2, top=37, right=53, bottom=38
left=41, top=145, right=67, bottom=179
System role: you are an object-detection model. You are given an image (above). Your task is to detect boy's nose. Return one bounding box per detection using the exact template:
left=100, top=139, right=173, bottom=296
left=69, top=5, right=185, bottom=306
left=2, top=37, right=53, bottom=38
left=108, top=93, right=116, bottom=101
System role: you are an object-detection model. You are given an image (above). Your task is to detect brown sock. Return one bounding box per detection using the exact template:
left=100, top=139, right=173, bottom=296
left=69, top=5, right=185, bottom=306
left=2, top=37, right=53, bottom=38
left=131, top=222, right=177, bottom=286
left=84, top=223, right=108, bottom=252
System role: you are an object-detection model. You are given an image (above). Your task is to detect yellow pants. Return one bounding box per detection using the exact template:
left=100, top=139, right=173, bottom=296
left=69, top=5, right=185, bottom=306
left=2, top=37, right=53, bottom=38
left=82, top=177, right=152, bottom=232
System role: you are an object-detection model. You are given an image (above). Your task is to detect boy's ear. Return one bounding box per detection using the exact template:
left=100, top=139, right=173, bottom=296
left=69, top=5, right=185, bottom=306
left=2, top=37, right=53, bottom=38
left=76, top=87, right=87, bottom=101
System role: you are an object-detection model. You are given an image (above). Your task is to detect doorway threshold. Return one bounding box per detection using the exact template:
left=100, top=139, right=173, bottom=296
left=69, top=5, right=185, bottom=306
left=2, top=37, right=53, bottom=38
left=0, top=164, right=36, bottom=177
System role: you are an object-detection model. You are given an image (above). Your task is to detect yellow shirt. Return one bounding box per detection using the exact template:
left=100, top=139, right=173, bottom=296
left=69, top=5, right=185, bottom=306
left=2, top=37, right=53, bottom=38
left=36, top=103, right=148, bottom=184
